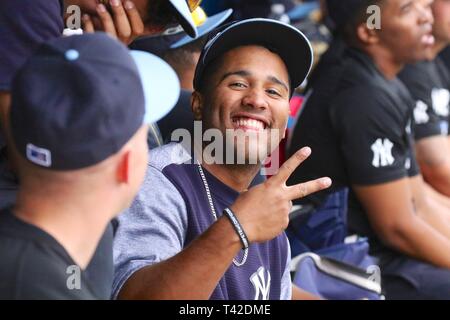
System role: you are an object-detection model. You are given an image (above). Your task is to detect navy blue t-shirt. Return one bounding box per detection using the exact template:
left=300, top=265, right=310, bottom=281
left=113, top=143, right=291, bottom=300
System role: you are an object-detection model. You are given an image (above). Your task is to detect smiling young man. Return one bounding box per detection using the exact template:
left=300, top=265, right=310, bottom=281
left=112, top=19, right=331, bottom=300
left=399, top=0, right=450, bottom=198
left=288, top=0, right=450, bottom=299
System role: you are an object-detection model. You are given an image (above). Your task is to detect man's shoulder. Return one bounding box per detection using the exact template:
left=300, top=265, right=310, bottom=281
left=0, top=226, right=96, bottom=299
left=399, top=61, right=436, bottom=92
left=148, top=142, right=192, bottom=172
left=133, top=143, right=194, bottom=208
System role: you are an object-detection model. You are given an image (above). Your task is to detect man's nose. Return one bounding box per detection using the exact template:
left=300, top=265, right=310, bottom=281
left=417, top=1, right=434, bottom=25
left=242, top=88, right=269, bottom=110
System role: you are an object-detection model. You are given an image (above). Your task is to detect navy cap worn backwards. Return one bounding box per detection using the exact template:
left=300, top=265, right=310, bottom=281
left=193, top=18, right=314, bottom=95
left=10, top=33, right=179, bottom=170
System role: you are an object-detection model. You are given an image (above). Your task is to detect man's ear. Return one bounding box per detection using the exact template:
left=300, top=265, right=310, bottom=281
left=191, top=91, right=204, bottom=120
left=356, top=23, right=379, bottom=45
left=117, top=151, right=130, bottom=184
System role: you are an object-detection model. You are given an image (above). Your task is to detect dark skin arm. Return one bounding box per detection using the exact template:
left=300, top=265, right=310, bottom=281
left=291, top=285, right=322, bottom=300
left=353, top=177, right=450, bottom=269
left=415, top=135, right=450, bottom=197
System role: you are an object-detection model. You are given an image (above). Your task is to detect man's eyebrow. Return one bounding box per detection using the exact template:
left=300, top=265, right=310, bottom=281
left=220, top=70, right=251, bottom=83
left=220, top=71, right=289, bottom=91
left=267, top=76, right=289, bottom=92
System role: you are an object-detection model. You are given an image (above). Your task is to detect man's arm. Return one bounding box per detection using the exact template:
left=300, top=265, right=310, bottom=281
left=415, top=135, right=450, bottom=197
left=423, top=180, right=450, bottom=210
left=353, top=178, right=450, bottom=269
left=408, top=175, right=450, bottom=239
left=117, top=148, right=331, bottom=300
left=118, top=216, right=242, bottom=299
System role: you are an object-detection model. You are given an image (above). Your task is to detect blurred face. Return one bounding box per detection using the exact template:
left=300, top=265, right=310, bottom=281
left=195, top=45, right=291, bottom=164
left=376, top=0, right=435, bottom=63
left=432, top=0, right=450, bottom=45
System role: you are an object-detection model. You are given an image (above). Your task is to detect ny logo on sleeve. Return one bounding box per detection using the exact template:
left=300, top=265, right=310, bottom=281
left=431, top=88, right=450, bottom=117
left=371, top=138, right=394, bottom=168
left=413, top=100, right=430, bottom=124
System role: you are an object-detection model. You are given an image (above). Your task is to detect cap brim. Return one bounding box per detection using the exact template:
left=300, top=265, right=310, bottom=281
left=130, top=50, right=180, bottom=124
left=171, top=9, right=233, bottom=49
left=169, top=0, right=198, bottom=38
left=195, top=19, right=313, bottom=91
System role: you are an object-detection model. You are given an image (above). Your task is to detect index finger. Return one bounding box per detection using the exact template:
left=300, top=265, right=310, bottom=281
left=269, top=147, right=311, bottom=185
left=286, top=177, right=332, bottom=201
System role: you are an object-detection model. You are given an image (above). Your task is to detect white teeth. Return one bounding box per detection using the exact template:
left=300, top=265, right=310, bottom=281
left=422, top=34, right=435, bottom=46
left=233, top=117, right=265, bottom=131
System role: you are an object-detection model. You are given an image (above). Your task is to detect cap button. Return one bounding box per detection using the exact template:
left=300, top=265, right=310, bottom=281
left=65, top=49, right=80, bottom=61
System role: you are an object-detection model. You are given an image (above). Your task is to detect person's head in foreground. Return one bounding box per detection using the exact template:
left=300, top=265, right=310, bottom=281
left=0, top=32, right=178, bottom=299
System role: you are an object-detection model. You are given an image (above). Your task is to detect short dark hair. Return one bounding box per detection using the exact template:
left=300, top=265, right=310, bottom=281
left=145, top=0, right=178, bottom=27
left=197, top=43, right=292, bottom=97
left=162, top=37, right=206, bottom=72
left=340, top=0, right=385, bottom=47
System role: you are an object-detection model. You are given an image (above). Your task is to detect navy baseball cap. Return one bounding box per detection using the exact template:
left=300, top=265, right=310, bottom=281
left=193, top=18, right=313, bottom=94
left=10, top=33, right=179, bottom=170
left=129, top=8, right=232, bottom=57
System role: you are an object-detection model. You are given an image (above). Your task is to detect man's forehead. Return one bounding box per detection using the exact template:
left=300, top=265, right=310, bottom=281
left=217, top=45, right=289, bottom=79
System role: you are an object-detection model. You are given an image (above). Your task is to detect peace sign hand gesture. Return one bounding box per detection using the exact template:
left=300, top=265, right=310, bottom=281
left=230, top=147, right=332, bottom=243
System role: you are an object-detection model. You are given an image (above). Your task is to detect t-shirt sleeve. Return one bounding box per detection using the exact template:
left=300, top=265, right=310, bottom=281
left=112, top=164, right=188, bottom=299
left=400, top=64, right=449, bottom=139
left=411, top=98, right=445, bottom=140
left=280, top=239, right=292, bottom=300
left=331, top=86, right=414, bottom=185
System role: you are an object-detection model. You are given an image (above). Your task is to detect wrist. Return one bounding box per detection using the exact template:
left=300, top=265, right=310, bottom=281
left=223, top=207, right=250, bottom=250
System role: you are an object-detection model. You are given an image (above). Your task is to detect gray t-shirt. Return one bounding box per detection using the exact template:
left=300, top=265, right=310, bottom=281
left=113, top=143, right=292, bottom=300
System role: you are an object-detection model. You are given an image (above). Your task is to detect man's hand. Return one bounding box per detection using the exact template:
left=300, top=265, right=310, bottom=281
left=231, top=147, right=332, bottom=243
left=82, top=0, right=144, bottom=45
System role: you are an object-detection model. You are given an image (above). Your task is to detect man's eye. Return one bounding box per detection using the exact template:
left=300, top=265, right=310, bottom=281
left=267, top=89, right=281, bottom=96
left=231, top=82, right=246, bottom=88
